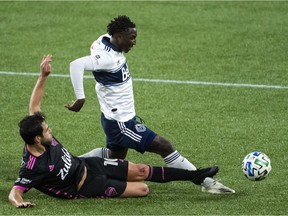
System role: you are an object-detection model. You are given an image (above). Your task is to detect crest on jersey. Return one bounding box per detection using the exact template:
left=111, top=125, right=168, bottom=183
left=51, top=138, right=58, bottom=146
left=135, top=124, right=146, bottom=132
left=49, top=165, right=55, bottom=172
left=96, top=55, right=100, bottom=59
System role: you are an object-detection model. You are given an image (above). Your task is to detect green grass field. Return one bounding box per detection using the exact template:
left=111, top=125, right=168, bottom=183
left=1, top=1, right=288, bottom=215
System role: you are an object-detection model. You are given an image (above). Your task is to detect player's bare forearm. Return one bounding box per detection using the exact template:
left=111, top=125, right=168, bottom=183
left=8, top=187, right=35, bottom=208
left=29, top=55, right=52, bottom=115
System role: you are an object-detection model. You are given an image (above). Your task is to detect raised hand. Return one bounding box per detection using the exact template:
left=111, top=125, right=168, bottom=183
left=40, top=54, right=52, bottom=77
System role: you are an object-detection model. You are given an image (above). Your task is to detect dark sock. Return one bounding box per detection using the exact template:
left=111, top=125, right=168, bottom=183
left=146, top=166, right=198, bottom=183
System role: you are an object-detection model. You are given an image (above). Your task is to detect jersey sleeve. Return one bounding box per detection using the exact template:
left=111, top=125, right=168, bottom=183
left=90, top=50, right=116, bottom=72
left=70, top=56, right=94, bottom=99
left=90, top=35, right=118, bottom=72
left=69, top=52, right=115, bottom=99
left=13, top=168, right=44, bottom=192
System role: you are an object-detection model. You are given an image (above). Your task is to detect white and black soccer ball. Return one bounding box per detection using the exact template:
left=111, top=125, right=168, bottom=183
left=242, top=151, right=272, bottom=181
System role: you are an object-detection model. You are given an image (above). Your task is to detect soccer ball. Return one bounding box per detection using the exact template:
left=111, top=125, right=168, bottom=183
left=242, top=151, right=272, bottom=181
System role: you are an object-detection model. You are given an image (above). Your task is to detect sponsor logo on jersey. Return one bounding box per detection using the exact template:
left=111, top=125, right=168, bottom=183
left=16, top=177, right=32, bottom=184
left=57, top=147, right=72, bottom=180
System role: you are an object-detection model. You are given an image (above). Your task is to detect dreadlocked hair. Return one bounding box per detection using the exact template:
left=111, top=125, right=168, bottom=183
left=107, top=15, right=136, bottom=36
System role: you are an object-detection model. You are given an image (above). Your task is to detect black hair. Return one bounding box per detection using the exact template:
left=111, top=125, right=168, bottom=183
left=18, top=112, right=46, bottom=145
left=107, top=15, right=136, bottom=36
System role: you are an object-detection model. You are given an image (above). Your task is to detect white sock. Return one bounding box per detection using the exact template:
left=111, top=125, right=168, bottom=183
left=202, top=177, right=215, bottom=187
left=164, top=151, right=197, bottom=171
left=79, top=147, right=110, bottom=158
left=164, top=151, right=215, bottom=187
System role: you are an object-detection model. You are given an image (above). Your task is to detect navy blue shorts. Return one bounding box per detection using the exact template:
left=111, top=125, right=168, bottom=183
left=101, top=113, right=157, bottom=154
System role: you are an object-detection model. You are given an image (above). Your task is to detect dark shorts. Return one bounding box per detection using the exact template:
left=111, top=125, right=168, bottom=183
left=77, top=157, right=128, bottom=198
left=101, top=113, right=157, bottom=154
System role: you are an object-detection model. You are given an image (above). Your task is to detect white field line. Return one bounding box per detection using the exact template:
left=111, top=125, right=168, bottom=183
left=1, top=71, right=288, bottom=89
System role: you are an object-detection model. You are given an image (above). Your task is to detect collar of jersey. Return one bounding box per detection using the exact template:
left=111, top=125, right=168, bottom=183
left=102, top=36, right=121, bottom=52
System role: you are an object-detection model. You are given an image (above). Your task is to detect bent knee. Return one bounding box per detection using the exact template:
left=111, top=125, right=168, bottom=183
left=138, top=165, right=150, bottom=179
left=128, top=163, right=150, bottom=181
left=136, top=183, right=150, bottom=197
left=121, top=182, right=149, bottom=198
left=141, top=184, right=149, bottom=196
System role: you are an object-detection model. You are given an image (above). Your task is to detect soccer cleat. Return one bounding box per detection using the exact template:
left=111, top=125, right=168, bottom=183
left=201, top=180, right=235, bottom=194
left=192, top=166, right=219, bottom=185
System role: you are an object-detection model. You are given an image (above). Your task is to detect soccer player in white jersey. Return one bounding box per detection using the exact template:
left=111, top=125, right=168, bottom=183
left=65, top=15, right=235, bottom=194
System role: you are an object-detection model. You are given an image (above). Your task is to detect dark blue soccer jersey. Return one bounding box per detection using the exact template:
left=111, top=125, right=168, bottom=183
left=13, top=137, right=85, bottom=199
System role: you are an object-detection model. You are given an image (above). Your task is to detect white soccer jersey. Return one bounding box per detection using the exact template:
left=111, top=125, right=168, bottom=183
left=70, top=34, right=135, bottom=122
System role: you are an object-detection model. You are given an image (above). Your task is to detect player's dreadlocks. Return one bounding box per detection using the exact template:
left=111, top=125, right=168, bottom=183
left=107, top=15, right=136, bottom=36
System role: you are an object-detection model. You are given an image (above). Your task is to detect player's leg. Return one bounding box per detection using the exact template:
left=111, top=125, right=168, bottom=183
left=99, top=159, right=200, bottom=183
left=95, top=114, right=198, bottom=172
left=79, top=158, right=131, bottom=198
left=149, top=135, right=235, bottom=193
left=81, top=158, right=149, bottom=198
left=127, top=162, right=219, bottom=185
left=101, top=117, right=201, bottom=177
left=149, top=135, right=198, bottom=170
left=88, top=115, right=235, bottom=194
left=120, top=165, right=220, bottom=197
left=126, top=162, right=149, bottom=181
left=78, top=147, right=110, bottom=158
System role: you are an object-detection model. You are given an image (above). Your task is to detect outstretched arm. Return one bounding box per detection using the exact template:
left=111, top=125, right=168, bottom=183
left=9, top=55, right=52, bottom=208
left=65, top=56, right=94, bottom=112
left=29, top=55, right=52, bottom=115
left=9, top=187, right=35, bottom=208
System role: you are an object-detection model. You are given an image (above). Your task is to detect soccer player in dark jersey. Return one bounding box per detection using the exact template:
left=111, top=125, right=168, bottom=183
left=8, top=55, right=219, bottom=208
left=65, top=15, right=235, bottom=194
